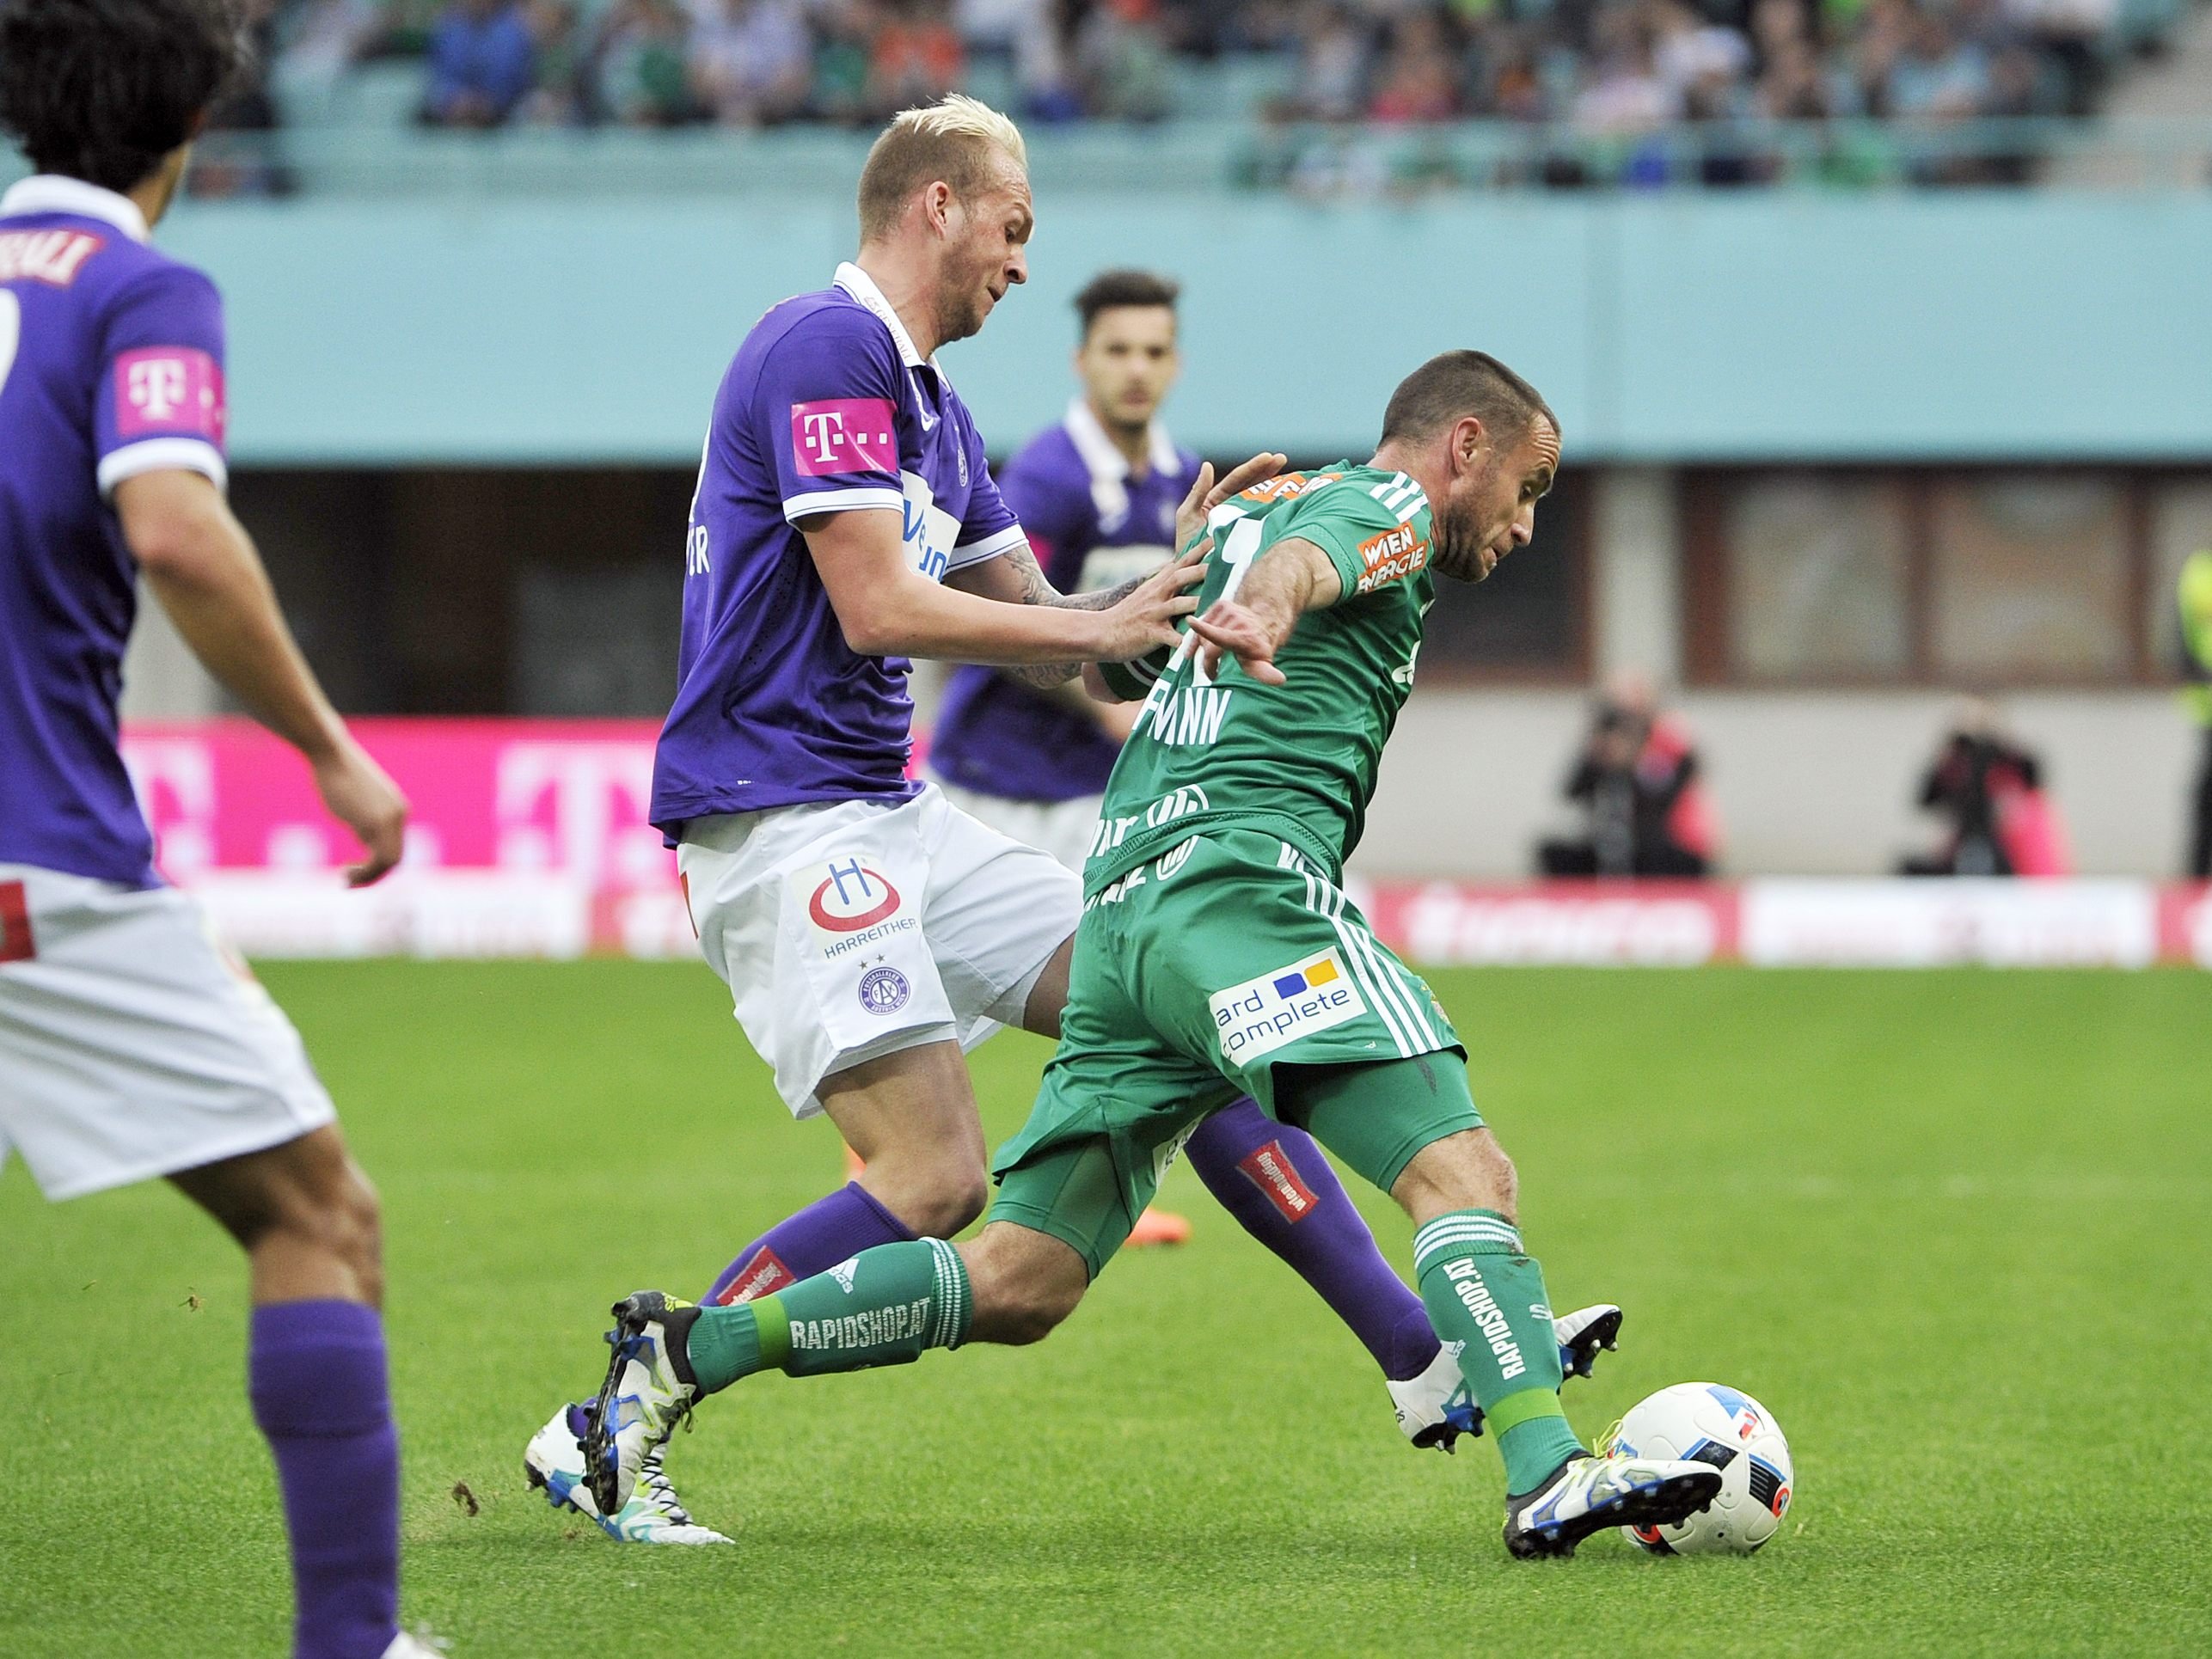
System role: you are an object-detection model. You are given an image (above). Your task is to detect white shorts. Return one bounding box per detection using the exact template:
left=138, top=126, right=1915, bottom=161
left=931, top=780, right=1106, bottom=875
left=0, top=864, right=336, bottom=1202
left=677, top=784, right=1081, bottom=1118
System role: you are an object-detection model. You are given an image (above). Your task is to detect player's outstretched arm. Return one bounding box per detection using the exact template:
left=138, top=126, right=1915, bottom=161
left=116, top=470, right=407, bottom=886
left=945, top=451, right=1290, bottom=691
left=805, top=508, right=1199, bottom=670
left=1186, top=536, right=1345, bottom=688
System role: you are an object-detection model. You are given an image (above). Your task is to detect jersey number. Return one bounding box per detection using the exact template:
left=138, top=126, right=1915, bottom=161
left=0, top=291, right=20, bottom=401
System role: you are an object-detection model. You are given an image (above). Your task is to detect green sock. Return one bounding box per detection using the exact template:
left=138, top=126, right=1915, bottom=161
left=1412, top=1209, right=1586, bottom=1496
left=683, top=1239, right=969, bottom=1396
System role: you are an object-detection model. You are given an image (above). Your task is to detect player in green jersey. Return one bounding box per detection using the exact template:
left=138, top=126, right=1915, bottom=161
left=577, top=352, right=1723, bottom=1559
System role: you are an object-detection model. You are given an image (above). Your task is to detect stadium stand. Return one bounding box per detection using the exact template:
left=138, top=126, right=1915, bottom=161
left=62, top=0, right=2204, bottom=195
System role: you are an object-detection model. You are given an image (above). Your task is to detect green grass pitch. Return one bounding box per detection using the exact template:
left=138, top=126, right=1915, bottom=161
left=4, top=961, right=2209, bottom=1656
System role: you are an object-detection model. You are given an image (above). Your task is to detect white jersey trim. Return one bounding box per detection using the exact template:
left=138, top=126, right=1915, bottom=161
left=781, top=486, right=902, bottom=525
left=948, top=523, right=1029, bottom=570
left=0, top=175, right=150, bottom=242
left=96, top=437, right=226, bottom=498
left=1063, top=397, right=1182, bottom=532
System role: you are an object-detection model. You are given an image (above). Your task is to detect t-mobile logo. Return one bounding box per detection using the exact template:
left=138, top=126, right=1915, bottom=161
left=128, top=358, right=187, bottom=419
left=800, top=411, right=846, bottom=466
left=113, top=347, right=224, bottom=440
left=790, top=397, right=895, bottom=478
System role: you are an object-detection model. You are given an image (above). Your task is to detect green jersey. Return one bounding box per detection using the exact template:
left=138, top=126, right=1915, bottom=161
left=1087, top=462, right=1437, bottom=896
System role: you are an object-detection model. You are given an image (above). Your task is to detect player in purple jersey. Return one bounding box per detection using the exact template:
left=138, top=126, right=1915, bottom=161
left=0, top=6, right=433, bottom=1656
left=928, top=270, right=1502, bottom=1399
left=530, top=96, right=1619, bottom=1544
left=930, top=270, right=1204, bottom=863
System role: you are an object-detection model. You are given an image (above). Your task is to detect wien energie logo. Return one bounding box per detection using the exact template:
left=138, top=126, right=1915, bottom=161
left=807, top=859, right=902, bottom=932
left=1356, top=523, right=1429, bottom=593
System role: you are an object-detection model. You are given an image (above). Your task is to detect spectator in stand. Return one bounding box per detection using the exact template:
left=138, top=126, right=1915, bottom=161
left=1537, top=673, right=1718, bottom=878
left=1369, top=11, right=1461, bottom=122
left=1014, top=0, right=1086, bottom=123
left=423, top=0, right=536, bottom=125
left=592, top=0, right=696, bottom=124
left=191, top=0, right=293, bottom=198
left=516, top=0, right=586, bottom=125
left=1899, top=701, right=2071, bottom=877
left=689, top=0, right=812, bottom=124
left=811, top=0, right=879, bottom=125
left=2179, top=548, right=2212, bottom=878
left=1572, top=8, right=1676, bottom=133
left=1288, top=1, right=1375, bottom=120
left=1075, top=0, right=1177, bottom=120
left=869, top=0, right=965, bottom=116
left=1884, top=4, right=1989, bottom=120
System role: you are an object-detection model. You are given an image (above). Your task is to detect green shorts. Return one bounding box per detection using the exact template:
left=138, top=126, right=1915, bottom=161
left=989, top=828, right=1478, bottom=1276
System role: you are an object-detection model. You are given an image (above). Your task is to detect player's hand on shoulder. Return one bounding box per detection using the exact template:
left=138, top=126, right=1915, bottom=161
left=312, top=738, right=409, bottom=887
left=1094, top=551, right=1206, bottom=661
left=1174, top=452, right=1286, bottom=556
left=1188, top=599, right=1289, bottom=688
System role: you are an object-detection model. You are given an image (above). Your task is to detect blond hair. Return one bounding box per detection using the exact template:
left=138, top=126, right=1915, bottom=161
left=856, top=95, right=1028, bottom=243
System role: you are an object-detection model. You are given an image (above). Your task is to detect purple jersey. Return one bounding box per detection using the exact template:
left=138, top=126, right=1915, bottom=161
left=930, top=401, right=1200, bottom=802
left=0, top=177, right=229, bottom=889
left=651, top=263, right=1026, bottom=837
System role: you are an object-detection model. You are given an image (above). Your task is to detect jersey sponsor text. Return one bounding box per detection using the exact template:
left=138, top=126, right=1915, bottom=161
left=0, top=230, right=102, bottom=285
left=1209, top=949, right=1367, bottom=1063
left=1356, top=523, right=1430, bottom=594
left=113, top=347, right=224, bottom=441
left=789, top=397, right=896, bottom=476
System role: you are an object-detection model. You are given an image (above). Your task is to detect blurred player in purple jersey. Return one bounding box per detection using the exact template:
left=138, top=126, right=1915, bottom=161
left=529, top=95, right=1613, bottom=1546
left=933, top=269, right=1203, bottom=1248
left=0, top=4, right=434, bottom=1656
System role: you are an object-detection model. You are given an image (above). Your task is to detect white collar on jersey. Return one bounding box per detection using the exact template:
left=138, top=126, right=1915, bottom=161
left=1063, top=396, right=1180, bottom=532
left=0, top=175, right=150, bottom=242
left=832, top=261, right=940, bottom=373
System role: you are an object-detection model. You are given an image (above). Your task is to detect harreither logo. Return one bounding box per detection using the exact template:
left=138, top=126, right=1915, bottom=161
left=807, top=860, right=901, bottom=932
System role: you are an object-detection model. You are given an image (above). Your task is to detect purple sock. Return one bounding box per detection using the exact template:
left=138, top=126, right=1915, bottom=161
left=248, top=1300, right=400, bottom=1659
left=701, top=1180, right=917, bottom=1305
left=1186, top=1099, right=1441, bottom=1381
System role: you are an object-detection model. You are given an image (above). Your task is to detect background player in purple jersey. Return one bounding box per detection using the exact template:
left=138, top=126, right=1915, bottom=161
left=0, top=5, right=434, bottom=1656
left=932, top=268, right=1206, bottom=1249
left=530, top=96, right=1616, bottom=1543
left=928, top=270, right=1500, bottom=1393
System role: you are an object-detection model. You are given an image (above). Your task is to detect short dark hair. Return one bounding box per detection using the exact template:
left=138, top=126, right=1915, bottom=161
left=1075, top=269, right=1180, bottom=340
left=0, top=0, right=247, bottom=194
left=1380, top=350, right=1556, bottom=450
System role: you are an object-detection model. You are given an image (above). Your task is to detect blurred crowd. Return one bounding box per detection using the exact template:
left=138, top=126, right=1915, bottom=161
left=209, top=0, right=2136, bottom=141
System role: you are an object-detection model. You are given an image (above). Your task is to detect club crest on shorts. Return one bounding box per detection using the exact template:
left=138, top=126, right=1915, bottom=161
left=1209, top=950, right=1367, bottom=1064
left=858, top=966, right=910, bottom=1015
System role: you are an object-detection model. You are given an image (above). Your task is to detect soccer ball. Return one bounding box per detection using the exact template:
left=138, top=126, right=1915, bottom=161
left=1602, top=1382, right=1793, bottom=1555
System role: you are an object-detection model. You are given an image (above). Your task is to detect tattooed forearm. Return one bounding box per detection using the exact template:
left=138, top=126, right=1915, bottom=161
left=996, top=548, right=1149, bottom=687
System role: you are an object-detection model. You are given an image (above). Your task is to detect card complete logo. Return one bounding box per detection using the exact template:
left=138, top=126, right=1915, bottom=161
left=1210, top=950, right=1366, bottom=1064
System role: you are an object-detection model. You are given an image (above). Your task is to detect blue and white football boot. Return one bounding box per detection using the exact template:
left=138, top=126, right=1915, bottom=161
left=1503, top=1450, right=1722, bottom=1559
left=524, top=1400, right=731, bottom=1545
left=579, top=1291, right=702, bottom=1518
left=1388, top=1303, right=1625, bottom=1451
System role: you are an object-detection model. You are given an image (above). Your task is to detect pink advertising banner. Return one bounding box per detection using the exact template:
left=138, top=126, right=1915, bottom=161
left=117, top=719, right=2210, bottom=967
